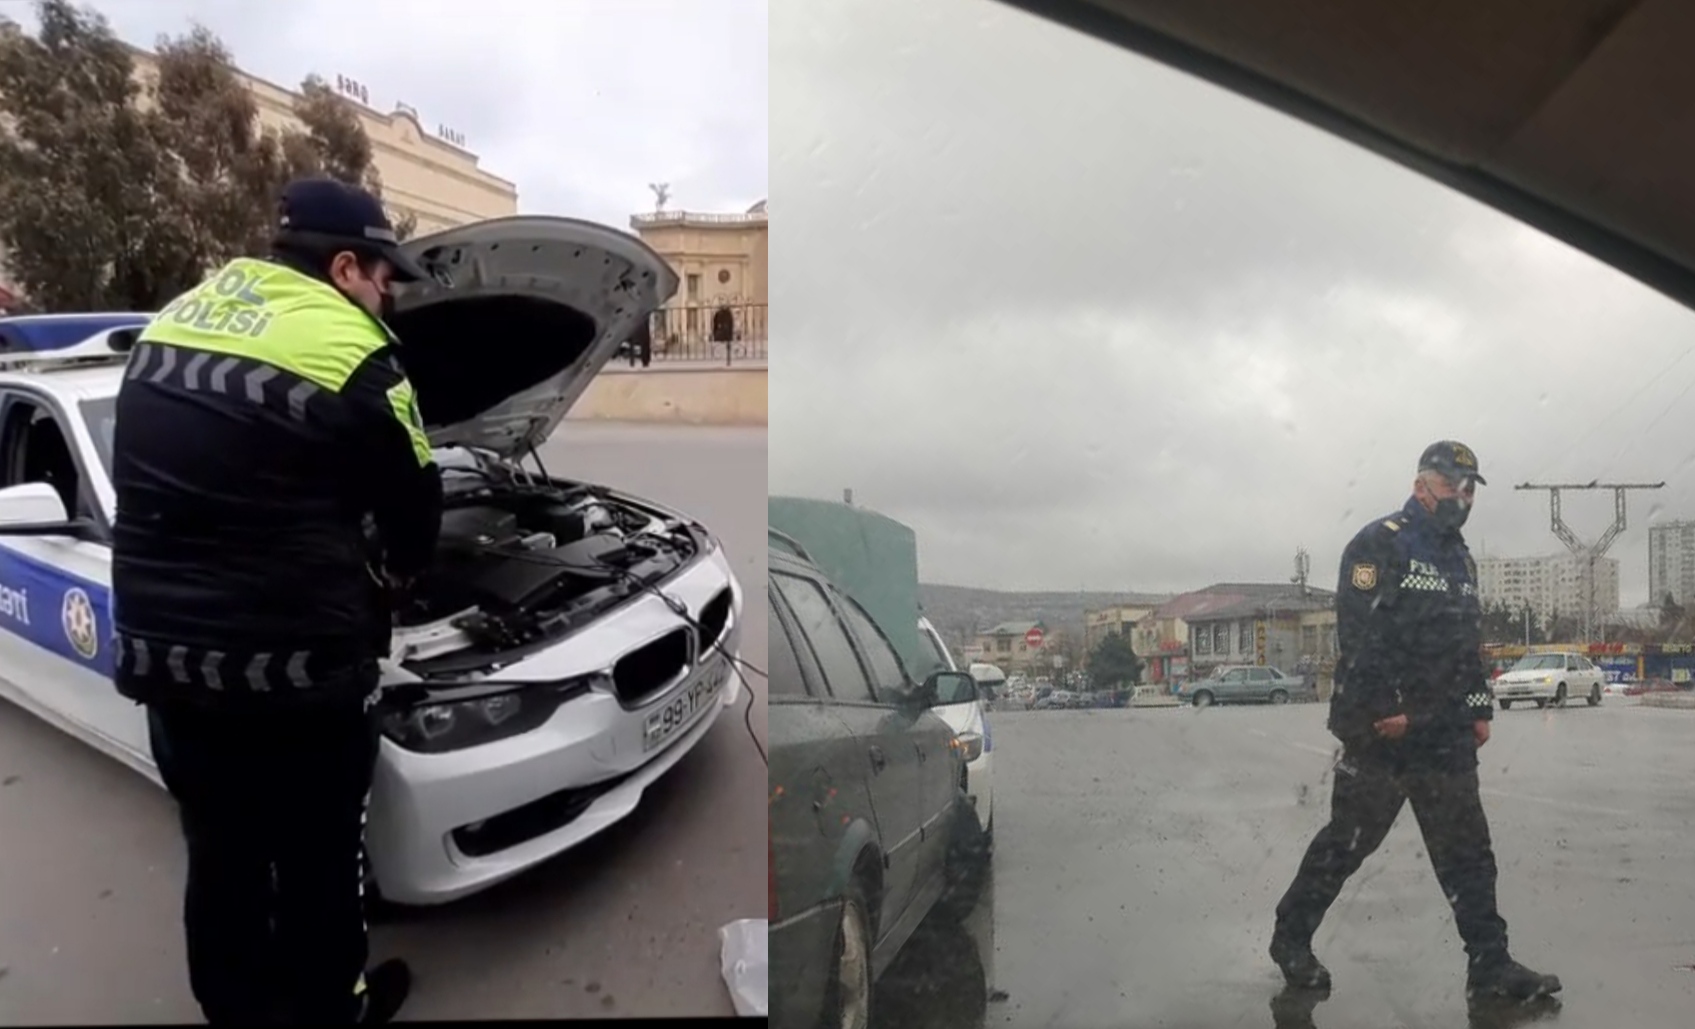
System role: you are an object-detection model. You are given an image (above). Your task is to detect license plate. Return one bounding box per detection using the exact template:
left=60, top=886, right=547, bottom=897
left=644, top=657, right=730, bottom=752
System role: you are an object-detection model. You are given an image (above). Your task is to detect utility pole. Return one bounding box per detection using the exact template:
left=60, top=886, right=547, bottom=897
left=1515, top=481, right=1665, bottom=644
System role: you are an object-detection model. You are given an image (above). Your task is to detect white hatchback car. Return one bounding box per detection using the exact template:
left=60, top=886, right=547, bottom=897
left=0, top=216, right=745, bottom=906
left=1492, top=651, right=1606, bottom=709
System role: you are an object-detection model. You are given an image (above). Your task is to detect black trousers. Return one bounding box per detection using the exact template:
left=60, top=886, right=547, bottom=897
left=1273, top=740, right=1509, bottom=968
left=147, top=692, right=380, bottom=1025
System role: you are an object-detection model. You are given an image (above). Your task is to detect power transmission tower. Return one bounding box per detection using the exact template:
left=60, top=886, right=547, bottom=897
left=1514, top=480, right=1665, bottom=643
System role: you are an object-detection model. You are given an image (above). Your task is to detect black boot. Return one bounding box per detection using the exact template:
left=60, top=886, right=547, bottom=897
left=1269, top=935, right=1332, bottom=991
left=357, top=959, right=412, bottom=1025
left=1466, top=957, right=1561, bottom=1001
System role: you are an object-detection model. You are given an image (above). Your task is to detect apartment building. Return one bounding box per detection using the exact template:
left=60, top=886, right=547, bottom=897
left=1477, top=553, right=1620, bottom=620
left=1648, top=521, right=1695, bottom=609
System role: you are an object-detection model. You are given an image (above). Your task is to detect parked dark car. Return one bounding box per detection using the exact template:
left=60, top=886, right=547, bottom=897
left=768, top=533, right=990, bottom=1029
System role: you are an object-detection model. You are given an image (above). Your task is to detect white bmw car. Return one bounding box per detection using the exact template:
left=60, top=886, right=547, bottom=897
left=0, top=216, right=745, bottom=906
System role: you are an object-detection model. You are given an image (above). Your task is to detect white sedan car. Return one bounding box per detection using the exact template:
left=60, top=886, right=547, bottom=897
left=1492, top=651, right=1606, bottom=709
left=0, top=216, right=744, bottom=906
left=917, top=616, right=993, bottom=835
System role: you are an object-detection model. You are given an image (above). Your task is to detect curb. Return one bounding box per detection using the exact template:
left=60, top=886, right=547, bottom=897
left=1639, top=693, right=1695, bottom=710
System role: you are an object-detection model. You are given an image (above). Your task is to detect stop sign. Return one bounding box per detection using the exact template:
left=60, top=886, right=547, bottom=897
left=1025, top=627, right=1044, bottom=648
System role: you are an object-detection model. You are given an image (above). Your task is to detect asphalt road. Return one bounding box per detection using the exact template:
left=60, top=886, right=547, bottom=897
left=875, top=701, right=1695, bottom=1029
left=0, top=421, right=768, bottom=1024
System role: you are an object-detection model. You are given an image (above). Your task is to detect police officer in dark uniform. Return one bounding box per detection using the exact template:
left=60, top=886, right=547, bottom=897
left=1268, top=441, right=1561, bottom=1002
left=110, top=178, right=443, bottom=1025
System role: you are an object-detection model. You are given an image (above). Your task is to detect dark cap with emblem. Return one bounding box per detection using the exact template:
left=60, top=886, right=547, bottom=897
left=1419, top=439, right=1486, bottom=486
left=273, top=177, right=428, bottom=283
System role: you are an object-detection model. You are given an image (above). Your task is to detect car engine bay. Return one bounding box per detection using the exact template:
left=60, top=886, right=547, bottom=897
left=385, top=455, right=702, bottom=671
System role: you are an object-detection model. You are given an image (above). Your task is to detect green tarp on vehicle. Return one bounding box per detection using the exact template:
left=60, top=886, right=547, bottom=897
left=768, top=496, right=930, bottom=680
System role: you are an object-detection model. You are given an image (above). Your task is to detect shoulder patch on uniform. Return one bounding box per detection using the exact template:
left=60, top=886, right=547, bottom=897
left=1351, top=563, right=1379, bottom=591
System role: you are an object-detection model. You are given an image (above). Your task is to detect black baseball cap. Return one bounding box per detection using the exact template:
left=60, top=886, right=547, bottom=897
left=274, top=177, right=428, bottom=282
left=1419, top=440, right=1487, bottom=486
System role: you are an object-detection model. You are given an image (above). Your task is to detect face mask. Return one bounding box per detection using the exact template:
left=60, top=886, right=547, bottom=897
left=337, top=277, right=394, bottom=324
left=1432, top=496, right=1471, bottom=531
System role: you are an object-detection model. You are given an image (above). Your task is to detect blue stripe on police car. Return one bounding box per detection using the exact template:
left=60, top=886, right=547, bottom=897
left=0, top=544, right=115, bottom=678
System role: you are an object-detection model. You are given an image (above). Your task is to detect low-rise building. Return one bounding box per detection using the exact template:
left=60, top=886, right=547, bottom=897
left=1083, top=602, right=1161, bottom=654
left=1131, top=583, right=1336, bottom=683
left=973, top=621, right=1048, bottom=675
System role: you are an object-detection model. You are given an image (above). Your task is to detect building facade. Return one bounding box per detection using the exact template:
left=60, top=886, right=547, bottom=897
left=1648, top=521, right=1695, bottom=609
left=630, top=201, right=768, bottom=360
left=1083, top=603, right=1160, bottom=654
left=1184, top=591, right=1335, bottom=678
left=973, top=621, right=1048, bottom=675
left=0, top=55, right=519, bottom=309
left=1477, top=552, right=1620, bottom=621
left=129, top=57, right=520, bottom=234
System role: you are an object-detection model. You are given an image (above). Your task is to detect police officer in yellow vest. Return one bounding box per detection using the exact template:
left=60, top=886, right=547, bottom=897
left=110, top=178, right=443, bottom=1025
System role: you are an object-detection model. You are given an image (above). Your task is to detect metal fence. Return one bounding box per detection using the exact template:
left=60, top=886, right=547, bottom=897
left=616, top=302, right=767, bottom=367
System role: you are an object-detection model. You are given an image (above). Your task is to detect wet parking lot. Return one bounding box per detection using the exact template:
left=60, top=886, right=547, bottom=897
left=0, top=423, right=768, bottom=1024
left=877, top=700, right=1695, bottom=1029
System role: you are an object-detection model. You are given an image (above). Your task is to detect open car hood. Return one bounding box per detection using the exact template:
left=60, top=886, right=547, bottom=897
left=388, top=217, right=679, bottom=457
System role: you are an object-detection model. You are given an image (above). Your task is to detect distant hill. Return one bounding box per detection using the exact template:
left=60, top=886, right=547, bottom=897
left=918, top=582, right=1173, bottom=647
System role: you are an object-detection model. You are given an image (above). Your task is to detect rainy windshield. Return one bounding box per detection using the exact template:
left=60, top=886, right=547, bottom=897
left=771, top=2, right=1695, bottom=1028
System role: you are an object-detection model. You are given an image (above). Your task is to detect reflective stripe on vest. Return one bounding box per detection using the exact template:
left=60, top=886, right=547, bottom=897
left=133, top=258, right=432, bottom=465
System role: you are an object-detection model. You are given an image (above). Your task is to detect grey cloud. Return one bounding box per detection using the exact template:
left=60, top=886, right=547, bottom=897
left=772, top=0, right=1695, bottom=603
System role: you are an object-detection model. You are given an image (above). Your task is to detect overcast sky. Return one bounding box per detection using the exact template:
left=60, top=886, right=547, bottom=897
left=769, top=0, right=1695, bottom=607
left=30, top=0, right=767, bottom=225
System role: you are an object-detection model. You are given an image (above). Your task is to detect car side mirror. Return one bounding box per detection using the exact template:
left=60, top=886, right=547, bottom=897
left=925, top=670, right=978, bottom=707
left=0, top=482, right=95, bottom=540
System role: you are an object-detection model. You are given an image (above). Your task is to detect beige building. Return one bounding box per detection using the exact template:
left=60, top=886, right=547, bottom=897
left=973, top=621, right=1048, bottom=675
left=1083, top=603, right=1161, bottom=654
left=631, top=201, right=769, bottom=357
left=128, top=57, right=519, bottom=234
left=0, top=55, right=517, bottom=308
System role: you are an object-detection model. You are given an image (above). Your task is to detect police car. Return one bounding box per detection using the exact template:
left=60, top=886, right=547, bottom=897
left=0, top=216, right=745, bottom=906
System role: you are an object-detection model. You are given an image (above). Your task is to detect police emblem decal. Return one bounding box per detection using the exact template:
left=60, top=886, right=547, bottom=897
left=1351, top=563, right=1378, bottom=591
left=61, top=587, right=99, bottom=660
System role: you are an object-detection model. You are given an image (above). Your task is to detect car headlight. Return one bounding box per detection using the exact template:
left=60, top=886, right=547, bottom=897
left=952, top=731, right=984, bottom=764
left=1538, top=675, right=1554, bottom=684
left=378, top=675, right=599, bottom=754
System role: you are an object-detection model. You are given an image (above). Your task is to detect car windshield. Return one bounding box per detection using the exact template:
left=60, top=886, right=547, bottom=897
left=80, top=396, right=115, bottom=478
left=775, top=3, right=1694, bottom=1027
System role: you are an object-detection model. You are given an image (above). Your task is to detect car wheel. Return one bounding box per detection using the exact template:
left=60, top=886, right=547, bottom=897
left=1588, top=684, right=1602, bottom=707
left=1269, top=689, right=1289, bottom=705
left=821, top=886, right=874, bottom=1029
left=1192, top=691, right=1214, bottom=708
left=1554, top=684, right=1568, bottom=708
left=1499, top=699, right=1513, bottom=710
left=936, top=799, right=992, bottom=923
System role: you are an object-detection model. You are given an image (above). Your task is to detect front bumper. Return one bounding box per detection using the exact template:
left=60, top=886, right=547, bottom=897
left=366, top=547, right=743, bottom=905
left=1494, top=681, right=1554, bottom=701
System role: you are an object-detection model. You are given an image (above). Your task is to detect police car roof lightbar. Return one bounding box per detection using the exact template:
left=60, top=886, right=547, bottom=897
left=0, top=327, right=141, bottom=372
